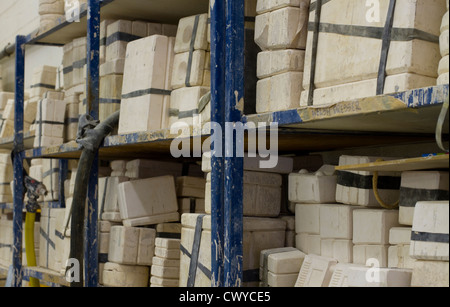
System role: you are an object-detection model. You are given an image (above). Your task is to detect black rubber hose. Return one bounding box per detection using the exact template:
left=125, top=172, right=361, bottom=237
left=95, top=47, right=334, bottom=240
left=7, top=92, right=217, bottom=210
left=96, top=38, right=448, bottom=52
left=69, top=111, right=120, bottom=287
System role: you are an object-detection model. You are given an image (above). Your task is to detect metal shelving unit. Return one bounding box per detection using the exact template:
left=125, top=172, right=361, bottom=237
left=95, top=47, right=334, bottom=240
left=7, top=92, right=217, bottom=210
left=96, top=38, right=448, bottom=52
left=2, top=0, right=449, bottom=287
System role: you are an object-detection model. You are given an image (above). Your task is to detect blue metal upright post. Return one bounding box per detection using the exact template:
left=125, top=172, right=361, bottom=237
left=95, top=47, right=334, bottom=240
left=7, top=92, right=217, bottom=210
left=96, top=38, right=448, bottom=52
left=210, top=0, right=226, bottom=287
left=224, top=0, right=244, bottom=287
left=12, top=35, right=26, bottom=287
left=85, top=0, right=100, bottom=287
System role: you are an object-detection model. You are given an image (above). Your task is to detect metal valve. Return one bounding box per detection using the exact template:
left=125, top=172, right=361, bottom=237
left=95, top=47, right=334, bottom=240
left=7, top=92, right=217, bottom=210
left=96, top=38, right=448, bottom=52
left=24, top=176, right=48, bottom=213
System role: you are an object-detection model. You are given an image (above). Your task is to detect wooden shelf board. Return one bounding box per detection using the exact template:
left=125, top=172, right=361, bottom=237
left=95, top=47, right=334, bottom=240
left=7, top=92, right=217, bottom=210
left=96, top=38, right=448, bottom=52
left=23, top=267, right=69, bottom=287
left=0, top=131, right=36, bottom=151
left=20, top=85, right=447, bottom=159
left=335, top=154, right=449, bottom=172
left=26, top=0, right=209, bottom=45
left=245, top=85, right=449, bottom=134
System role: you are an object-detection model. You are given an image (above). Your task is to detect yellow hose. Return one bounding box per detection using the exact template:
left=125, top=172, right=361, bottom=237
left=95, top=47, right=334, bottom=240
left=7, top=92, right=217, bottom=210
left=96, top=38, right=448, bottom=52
left=372, top=159, right=399, bottom=210
left=25, top=212, right=41, bottom=287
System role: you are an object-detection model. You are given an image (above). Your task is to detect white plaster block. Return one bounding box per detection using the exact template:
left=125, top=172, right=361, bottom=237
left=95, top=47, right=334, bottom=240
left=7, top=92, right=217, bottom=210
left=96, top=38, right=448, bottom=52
left=108, top=226, right=156, bottom=266
left=410, top=201, right=449, bottom=261
left=108, top=226, right=140, bottom=265
left=205, top=171, right=282, bottom=217
left=328, top=263, right=365, bottom=287
left=257, top=49, right=305, bottom=79
left=256, top=0, right=304, bottom=14
left=152, top=255, right=180, bottom=268
left=294, top=254, right=337, bottom=287
left=174, top=14, right=208, bottom=53
left=256, top=71, right=303, bottom=113
left=260, top=248, right=305, bottom=276
left=441, top=29, right=449, bottom=57
left=151, top=264, right=179, bottom=279
left=180, top=214, right=286, bottom=287
left=71, top=37, right=87, bottom=87
left=117, top=176, right=179, bottom=226
left=255, top=6, right=308, bottom=50
left=303, top=0, right=444, bottom=94
left=347, top=267, right=412, bottom=287
left=102, top=262, right=149, bottom=287
left=399, top=171, right=449, bottom=226
left=438, top=55, right=449, bottom=75
left=154, top=247, right=180, bottom=260
left=320, top=204, right=355, bottom=240
left=295, top=204, right=320, bottom=234
left=437, top=72, right=449, bottom=85
left=442, top=10, right=449, bottom=33
left=389, top=227, right=412, bottom=245
left=150, top=276, right=179, bottom=287
left=353, top=209, right=400, bottom=245
left=353, top=244, right=389, bottom=268
left=289, top=165, right=337, bottom=204
left=170, top=86, right=212, bottom=126
left=411, top=260, right=449, bottom=287
left=118, top=35, right=173, bottom=134
left=102, top=176, right=129, bottom=213
left=332, top=239, right=354, bottom=263
left=171, top=50, right=206, bottom=89
left=388, top=244, right=416, bottom=269
left=0, top=92, right=14, bottom=111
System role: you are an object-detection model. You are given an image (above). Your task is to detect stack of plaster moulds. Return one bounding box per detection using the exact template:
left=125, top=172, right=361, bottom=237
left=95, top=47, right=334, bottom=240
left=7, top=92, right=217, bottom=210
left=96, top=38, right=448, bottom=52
left=100, top=19, right=177, bottom=125
left=259, top=247, right=306, bottom=287
left=38, top=160, right=80, bottom=275
left=254, top=0, right=309, bottom=113
left=2, top=65, right=57, bottom=140
left=38, top=0, right=65, bottom=34
left=391, top=170, right=449, bottom=273
left=288, top=155, right=424, bottom=287
left=179, top=152, right=292, bottom=287
left=0, top=96, right=19, bottom=139
left=335, top=155, right=412, bottom=287
left=169, top=13, right=210, bottom=129
left=410, top=201, right=449, bottom=287
left=29, top=66, right=60, bottom=139
left=117, top=33, right=176, bottom=135
left=396, top=169, right=449, bottom=287
left=33, top=91, right=66, bottom=149
left=289, top=163, right=346, bottom=287
left=61, top=36, right=87, bottom=142
left=0, top=152, right=13, bottom=205
left=0, top=212, right=13, bottom=267
left=100, top=159, right=202, bottom=287
left=301, top=0, right=446, bottom=107
left=438, top=0, right=449, bottom=85
left=0, top=92, right=14, bottom=137
left=150, top=237, right=182, bottom=287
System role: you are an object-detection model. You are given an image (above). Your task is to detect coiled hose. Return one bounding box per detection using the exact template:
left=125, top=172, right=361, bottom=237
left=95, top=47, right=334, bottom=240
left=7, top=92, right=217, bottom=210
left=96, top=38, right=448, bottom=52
left=69, top=111, right=120, bottom=287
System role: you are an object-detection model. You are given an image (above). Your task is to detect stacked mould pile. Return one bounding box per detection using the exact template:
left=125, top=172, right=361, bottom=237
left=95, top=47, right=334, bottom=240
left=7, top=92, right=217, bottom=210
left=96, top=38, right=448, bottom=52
left=301, top=0, right=446, bottom=106
left=38, top=0, right=65, bottom=34
left=255, top=0, right=309, bottom=113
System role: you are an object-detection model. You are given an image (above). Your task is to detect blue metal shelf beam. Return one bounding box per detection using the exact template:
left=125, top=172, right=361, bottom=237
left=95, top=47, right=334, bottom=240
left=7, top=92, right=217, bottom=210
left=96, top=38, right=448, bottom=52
left=224, top=0, right=244, bottom=287
left=209, top=0, right=226, bottom=288
left=84, top=0, right=101, bottom=288
left=12, top=35, right=26, bottom=288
